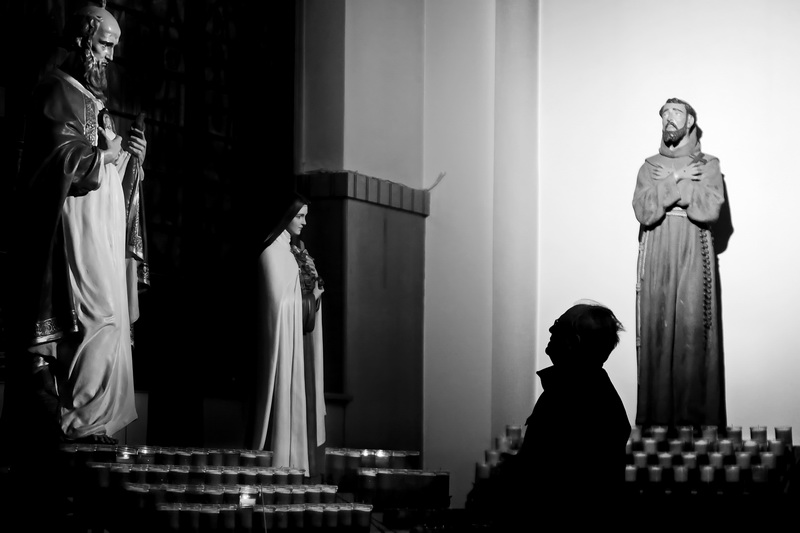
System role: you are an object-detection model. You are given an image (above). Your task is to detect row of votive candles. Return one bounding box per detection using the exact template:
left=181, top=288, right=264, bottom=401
left=631, top=425, right=792, bottom=447
left=475, top=425, right=524, bottom=481
left=629, top=425, right=793, bottom=457
left=86, top=461, right=308, bottom=487
left=119, top=481, right=339, bottom=506
left=153, top=502, right=373, bottom=532
left=61, top=442, right=274, bottom=468
left=354, top=468, right=450, bottom=509
left=626, top=462, right=780, bottom=488
left=325, top=448, right=421, bottom=471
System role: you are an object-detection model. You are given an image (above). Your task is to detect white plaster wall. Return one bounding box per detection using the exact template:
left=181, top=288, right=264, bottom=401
left=343, top=0, right=425, bottom=188
left=492, top=0, right=539, bottom=445
left=539, top=0, right=800, bottom=438
left=423, top=0, right=497, bottom=509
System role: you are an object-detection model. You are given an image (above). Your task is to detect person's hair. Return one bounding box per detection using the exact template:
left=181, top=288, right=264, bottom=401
left=570, top=301, right=624, bottom=366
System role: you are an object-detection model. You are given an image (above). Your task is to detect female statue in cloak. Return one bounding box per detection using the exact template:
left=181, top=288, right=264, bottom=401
left=252, top=193, right=326, bottom=476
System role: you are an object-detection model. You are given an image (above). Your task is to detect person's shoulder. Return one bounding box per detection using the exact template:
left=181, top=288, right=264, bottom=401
left=33, top=69, right=78, bottom=100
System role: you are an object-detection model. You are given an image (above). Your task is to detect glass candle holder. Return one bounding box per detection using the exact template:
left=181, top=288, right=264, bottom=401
left=222, top=468, right=239, bottom=486
left=647, top=465, right=663, bottom=483
left=256, top=469, right=273, bottom=486
left=353, top=503, right=372, bottom=529
left=658, top=453, right=672, bottom=469
left=288, top=468, right=305, bottom=485
left=258, top=485, right=275, bottom=505
left=743, top=440, right=759, bottom=455
left=116, top=446, right=137, bottom=465
left=239, top=451, right=256, bottom=468
left=726, top=426, right=743, bottom=445
left=709, top=453, right=724, bottom=469
left=718, top=439, right=733, bottom=456
left=643, top=438, right=658, bottom=455
left=321, top=485, right=337, bottom=504
left=485, top=449, right=500, bottom=467
left=255, top=506, right=275, bottom=531
left=633, top=452, right=648, bottom=468
left=390, top=450, right=408, bottom=470
left=374, top=450, right=391, bottom=469
left=625, top=465, right=638, bottom=483
left=673, top=465, right=689, bottom=483
left=651, top=426, right=668, bottom=442
left=290, top=486, right=307, bottom=505
left=199, top=505, right=220, bottom=531
left=495, top=435, right=511, bottom=454
left=700, top=465, right=715, bottom=484
left=157, top=447, right=176, bottom=466
left=506, top=424, right=523, bottom=450
left=273, top=468, right=289, bottom=486
left=254, top=451, right=272, bottom=468
left=751, top=464, right=768, bottom=484
left=359, top=449, right=376, bottom=468
left=735, top=452, right=751, bottom=469
left=678, top=426, right=694, bottom=444
left=693, top=439, right=709, bottom=455
left=475, top=462, right=491, bottom=481
left=749, top=426, right=767, bottom=446
left=702, top=425, right=718, bottom=443
left=668, top=439, right=684, bottom=455
left=760, top=452, right=776, bottom=470
left=768, top=439, right=785, bottom=457
left=323, top=504, right=339, bottom=528
left=223, top=449, right=240, bottom=467
left=190, top=449, right=208, bottom=468
left=305, top=505, right=324, bottom=529
left=305, top=485, right=322, bottom=504
left=175, top=448, right=193, bottom=466
left=724, top=465, right=740, bottom=483
left=681, top=452, right=697, bottom=470
left=775, top=426, right=793, bottom=447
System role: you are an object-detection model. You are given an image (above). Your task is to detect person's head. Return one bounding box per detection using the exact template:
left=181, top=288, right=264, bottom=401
left=545, top=301, right=624, bottom=368
left=62, top=1, right=121, bottom=100
left=259, top=192, right=310, bottom=253
left=287, top=204, right=309, bottom=238
left=659, top=98, right=697, bottom=148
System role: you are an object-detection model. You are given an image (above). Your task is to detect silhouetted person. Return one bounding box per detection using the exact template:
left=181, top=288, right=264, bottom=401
left=492, top=301, right=631, bottom=527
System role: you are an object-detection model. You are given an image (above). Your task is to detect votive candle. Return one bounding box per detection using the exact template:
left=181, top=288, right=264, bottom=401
left=775, top=426, right=793, bottom=447
left=750, top=426, right=767, bottom=445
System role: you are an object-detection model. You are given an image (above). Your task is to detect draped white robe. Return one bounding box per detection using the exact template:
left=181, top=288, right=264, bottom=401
left=58, top=76, right=137, bottom=438
left=253, top=230, right=325, bottom=473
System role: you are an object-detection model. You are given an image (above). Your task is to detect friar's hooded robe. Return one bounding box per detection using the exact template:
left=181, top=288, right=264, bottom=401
left=632, top=126, right=726, bottom=428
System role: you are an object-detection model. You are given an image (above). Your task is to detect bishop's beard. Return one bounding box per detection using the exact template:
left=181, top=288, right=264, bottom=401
left=662, top=123, right=688, bottom=147
left=82, top=49, right=108, bottom=103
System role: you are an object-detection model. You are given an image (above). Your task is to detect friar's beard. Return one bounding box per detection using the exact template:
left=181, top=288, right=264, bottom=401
left=82, top=49, right=108, bottom=101
left=662, top=122, right=688, bottom=147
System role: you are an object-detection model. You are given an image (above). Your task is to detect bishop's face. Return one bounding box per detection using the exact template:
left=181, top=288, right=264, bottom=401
left=82, top=19, right=121, bottom=98
left=661, top=103, right=693, bottom=147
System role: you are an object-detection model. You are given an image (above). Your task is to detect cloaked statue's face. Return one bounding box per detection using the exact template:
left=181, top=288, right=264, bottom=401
left=287, top=205, right=308, bottom=237
left=661, top=103, right=693, bottom=147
